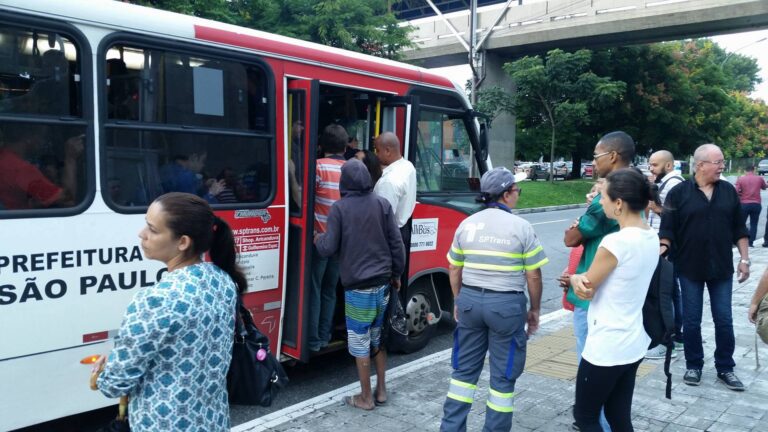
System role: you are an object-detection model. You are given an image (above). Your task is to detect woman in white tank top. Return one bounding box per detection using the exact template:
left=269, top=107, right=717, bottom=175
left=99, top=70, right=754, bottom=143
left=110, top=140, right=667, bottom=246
left=569, top=168, right=661, bottom=432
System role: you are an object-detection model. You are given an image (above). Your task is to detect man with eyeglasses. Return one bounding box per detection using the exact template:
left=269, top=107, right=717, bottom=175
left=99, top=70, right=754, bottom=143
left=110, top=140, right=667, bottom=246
left=659, top=143, right=749, bottom=391
left=562, top=131, right=634, bottom=432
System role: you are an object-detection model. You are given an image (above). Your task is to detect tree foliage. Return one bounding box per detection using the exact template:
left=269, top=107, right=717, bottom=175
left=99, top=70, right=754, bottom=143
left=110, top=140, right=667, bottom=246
left=481, top=38, right=766, bottom=165
left=503, top=49, right=625, bottom=180
left=131, top=0, right=413, bottom=59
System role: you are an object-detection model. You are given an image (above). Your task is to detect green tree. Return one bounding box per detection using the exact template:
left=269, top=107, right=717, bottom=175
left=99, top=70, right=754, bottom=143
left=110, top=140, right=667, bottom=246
left=590, top=40, right=763, bottom=159
left=471, top=85, right=515, bottom=125
left=134, top=0, right=413, bottom=60
left=503, top=49, right=625, bottom=181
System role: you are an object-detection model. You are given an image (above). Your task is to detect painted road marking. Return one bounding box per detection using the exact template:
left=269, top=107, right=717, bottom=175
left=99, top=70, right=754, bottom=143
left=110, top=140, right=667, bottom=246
left=530, top=218, right=570, bottom=226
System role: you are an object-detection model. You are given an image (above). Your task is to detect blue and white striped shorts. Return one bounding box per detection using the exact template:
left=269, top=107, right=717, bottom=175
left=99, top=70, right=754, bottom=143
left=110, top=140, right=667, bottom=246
left=345, top=283, right=390, bottom=358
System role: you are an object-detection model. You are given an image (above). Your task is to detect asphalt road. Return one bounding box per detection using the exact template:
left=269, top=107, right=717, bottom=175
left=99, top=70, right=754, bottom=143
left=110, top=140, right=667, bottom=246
left=11, top=206, right=615, bottom=432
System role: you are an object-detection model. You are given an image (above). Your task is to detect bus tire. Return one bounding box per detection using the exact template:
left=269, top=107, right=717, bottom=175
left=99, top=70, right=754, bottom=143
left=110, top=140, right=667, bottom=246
left=392, top=280, right=437, bottom=353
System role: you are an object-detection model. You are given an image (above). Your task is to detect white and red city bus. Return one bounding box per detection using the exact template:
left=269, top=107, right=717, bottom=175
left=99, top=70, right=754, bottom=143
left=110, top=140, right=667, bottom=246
left=0, top=1, right=490, bottom=429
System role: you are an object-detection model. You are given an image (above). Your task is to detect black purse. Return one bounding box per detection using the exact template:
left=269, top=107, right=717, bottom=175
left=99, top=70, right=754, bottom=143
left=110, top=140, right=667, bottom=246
left=226, top=300, right=288, bottom=406
left=384, top=284, right=408, bottom=348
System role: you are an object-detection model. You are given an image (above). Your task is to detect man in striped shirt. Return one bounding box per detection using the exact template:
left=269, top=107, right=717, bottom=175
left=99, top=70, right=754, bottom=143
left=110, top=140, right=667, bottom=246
left=308, top=124, right=348, bottom=352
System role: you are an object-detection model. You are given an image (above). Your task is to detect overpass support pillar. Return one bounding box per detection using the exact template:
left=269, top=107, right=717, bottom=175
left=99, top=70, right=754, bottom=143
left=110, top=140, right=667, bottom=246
left=482, top=52, right=516, bottom=169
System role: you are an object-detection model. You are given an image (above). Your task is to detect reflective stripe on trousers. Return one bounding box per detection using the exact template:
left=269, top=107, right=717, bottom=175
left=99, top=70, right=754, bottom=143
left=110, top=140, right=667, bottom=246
left=486, top=387, right=515, bottom=413
left=446, top=378, right=477, bottom=404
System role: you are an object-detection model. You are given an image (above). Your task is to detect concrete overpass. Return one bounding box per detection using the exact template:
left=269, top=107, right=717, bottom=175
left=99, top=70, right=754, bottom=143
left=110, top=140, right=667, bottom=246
left=404, top=0, right=768, bottom=68
left=400, top=0, right=768, bottom=168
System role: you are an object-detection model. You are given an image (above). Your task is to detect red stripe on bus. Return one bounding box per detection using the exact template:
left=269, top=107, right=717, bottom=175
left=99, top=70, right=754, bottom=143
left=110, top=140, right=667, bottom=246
left=193, top=25, right=453, bottom=89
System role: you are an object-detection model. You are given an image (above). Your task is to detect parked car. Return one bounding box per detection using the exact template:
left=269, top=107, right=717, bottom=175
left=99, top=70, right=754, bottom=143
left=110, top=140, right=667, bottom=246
left=553, top=162, right=570, bottom=179
left=759, top=159, right=768, bottom=176
left=529, top=164, right=551, bottom=181
left=582, top=164, right=594, bottom=178
left=515, top=163, right=535, bottom=179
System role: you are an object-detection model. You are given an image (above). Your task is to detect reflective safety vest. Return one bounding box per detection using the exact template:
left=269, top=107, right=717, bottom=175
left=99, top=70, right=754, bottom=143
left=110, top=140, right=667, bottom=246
left=447, top=208, right=548, bottom=292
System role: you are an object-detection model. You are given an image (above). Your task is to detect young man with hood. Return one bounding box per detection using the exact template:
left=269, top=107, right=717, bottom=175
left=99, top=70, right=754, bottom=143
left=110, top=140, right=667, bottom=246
left=315, top=158, right=405, bottom=411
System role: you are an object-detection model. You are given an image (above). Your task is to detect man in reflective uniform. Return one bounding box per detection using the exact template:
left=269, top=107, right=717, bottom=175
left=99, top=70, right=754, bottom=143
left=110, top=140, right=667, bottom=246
left=441, top=167, right=548, bottom=432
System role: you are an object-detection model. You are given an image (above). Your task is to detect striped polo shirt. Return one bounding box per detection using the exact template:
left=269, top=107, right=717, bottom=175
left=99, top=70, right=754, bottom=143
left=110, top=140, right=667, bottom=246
left=447, top=208, right=548, bottom=292
left=314, top=156, right=345, bottom=233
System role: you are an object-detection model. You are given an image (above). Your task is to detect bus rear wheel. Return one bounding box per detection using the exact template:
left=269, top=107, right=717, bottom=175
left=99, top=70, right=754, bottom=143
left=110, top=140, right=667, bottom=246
left=393, top=280, right=437, bottom=353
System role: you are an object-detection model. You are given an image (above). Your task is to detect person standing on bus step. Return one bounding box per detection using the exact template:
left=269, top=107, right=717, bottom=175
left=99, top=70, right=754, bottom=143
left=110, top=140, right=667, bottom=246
left=569, top=168, right=661, bottom=431
left=315, top=158, right=405, bottom=410
left=94, top=192, right=245, bottom=431
left=308, top=124, right=349, bottom=352
left=373, top=131, right=416, bottom=300
left=561, top=130, right=634, bottom=432
left=735, top=165, right=766, bottom=247
left=441, top=167, right=547, bottom=432
left=374, top=131, right=417, bottom=234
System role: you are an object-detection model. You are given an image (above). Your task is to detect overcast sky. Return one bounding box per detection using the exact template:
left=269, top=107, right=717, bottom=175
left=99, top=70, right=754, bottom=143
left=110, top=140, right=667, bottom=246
left=431, top=29, right=768, bottom=101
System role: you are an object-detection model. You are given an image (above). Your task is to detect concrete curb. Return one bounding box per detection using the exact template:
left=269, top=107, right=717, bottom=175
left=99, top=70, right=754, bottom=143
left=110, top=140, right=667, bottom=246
left=513, top=203, right=587, bottom=214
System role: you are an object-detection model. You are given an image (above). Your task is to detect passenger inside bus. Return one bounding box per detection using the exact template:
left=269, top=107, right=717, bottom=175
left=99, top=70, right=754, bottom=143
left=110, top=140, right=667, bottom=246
left=355, top=149, right=383, bottom=185
left=0, top=125, right=84, bottom=209
left=159, top=152, right=224, bottom=203
left=106, top=57, right=139, bottom=120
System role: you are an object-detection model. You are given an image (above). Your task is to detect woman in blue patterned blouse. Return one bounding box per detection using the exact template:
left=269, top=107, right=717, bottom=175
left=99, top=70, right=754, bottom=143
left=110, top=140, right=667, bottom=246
left=94, top=192, right=246, bottom=431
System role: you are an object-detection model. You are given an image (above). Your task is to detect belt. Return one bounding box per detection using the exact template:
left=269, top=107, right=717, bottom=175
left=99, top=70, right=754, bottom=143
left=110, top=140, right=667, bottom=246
left=462, top=284, right=524, bottom=295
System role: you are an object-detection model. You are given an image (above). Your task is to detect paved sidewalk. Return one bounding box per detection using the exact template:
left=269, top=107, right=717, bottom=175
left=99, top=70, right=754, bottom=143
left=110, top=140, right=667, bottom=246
left=235, top=247, right=768, bottom=432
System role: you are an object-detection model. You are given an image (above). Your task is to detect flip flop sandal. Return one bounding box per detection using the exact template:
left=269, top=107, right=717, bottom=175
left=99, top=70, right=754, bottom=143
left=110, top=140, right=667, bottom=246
left=374, top=388, right=387, bottom=406
left=343, top=395, right=374, bottom=411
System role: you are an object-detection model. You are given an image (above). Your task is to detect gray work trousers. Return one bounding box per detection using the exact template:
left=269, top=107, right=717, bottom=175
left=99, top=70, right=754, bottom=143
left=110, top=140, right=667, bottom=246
left=440, top=287, right=528, bottom=432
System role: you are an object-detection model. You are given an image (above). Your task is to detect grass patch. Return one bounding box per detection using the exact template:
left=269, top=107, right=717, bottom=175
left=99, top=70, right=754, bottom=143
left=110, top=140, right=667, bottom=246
left=515, top=179, right=596, bottom=209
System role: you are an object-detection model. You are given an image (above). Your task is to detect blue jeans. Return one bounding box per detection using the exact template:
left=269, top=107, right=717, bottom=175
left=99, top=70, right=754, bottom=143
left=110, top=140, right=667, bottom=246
left=678, top=276, right=735, bottom=373
left=573, top=307, right=611, bottom=432
left=741, top=203, right=761, bottom=245
left=308, top=247, right=339, bottom=351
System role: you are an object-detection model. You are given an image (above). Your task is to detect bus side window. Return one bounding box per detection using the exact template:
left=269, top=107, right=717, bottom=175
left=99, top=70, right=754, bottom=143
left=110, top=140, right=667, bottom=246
left=0, top=25, right=88, bottom=213
left=102, top=43, right=274, bottom=209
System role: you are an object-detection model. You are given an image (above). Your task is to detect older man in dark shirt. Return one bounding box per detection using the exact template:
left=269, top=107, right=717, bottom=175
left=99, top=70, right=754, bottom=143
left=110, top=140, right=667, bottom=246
left=659, top=144, right=749, bottom=391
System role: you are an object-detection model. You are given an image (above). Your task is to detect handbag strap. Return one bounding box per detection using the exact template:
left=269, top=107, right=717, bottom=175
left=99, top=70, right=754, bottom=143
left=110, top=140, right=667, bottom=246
left=234, top=297, right=250, bottom=340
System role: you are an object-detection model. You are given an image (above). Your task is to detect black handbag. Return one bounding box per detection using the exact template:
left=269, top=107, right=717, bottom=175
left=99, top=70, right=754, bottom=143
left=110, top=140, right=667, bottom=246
left=226, top=300, right=288, bottom=406
left=384, top=284, right=409, bottom=348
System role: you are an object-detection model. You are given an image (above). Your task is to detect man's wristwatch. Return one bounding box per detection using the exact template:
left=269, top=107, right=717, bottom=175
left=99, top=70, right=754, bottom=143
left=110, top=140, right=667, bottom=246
left=740, top=258, right=751, bottom=266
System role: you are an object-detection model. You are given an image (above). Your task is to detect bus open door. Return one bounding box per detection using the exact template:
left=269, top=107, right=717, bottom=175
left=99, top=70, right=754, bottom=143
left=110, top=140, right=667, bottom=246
left=281, top=79, right=319, bottom=362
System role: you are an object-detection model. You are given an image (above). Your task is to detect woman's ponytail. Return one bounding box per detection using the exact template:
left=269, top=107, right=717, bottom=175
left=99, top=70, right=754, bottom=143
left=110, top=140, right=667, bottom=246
left=210, top=217, right=248, bottom=295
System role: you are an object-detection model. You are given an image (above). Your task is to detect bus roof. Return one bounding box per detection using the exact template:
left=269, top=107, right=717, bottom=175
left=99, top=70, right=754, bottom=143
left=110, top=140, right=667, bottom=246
left=0, top=0, right=458, bottom=91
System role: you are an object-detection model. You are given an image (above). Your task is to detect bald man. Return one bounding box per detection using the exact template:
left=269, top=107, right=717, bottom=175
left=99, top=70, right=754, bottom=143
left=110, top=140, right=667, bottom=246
left=645, top=150, right=684, bottom=361
left=647, top=150, right=684, bottom=233
left=659, top=143, right=749, bottom=391
left=373, top=132, right=416, bottom=230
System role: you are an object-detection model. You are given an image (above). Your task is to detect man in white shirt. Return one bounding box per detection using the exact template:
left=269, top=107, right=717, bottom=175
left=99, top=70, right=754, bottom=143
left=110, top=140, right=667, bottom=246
left=646, top=150, right=684, bottom=361
left=647, top=150, right=683, bottom=233
left=374, top=132, right=417, bottom=293
left=373, top=132, right=417, bottom=229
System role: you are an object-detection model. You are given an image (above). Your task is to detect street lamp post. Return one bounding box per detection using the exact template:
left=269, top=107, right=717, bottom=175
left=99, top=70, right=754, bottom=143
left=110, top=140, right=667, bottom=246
left=720, top=36, right=767, bottom=68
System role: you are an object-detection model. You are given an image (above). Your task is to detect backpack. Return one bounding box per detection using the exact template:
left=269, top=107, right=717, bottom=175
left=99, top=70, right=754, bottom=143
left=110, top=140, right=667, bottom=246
left=643, top=256, right=675, bottom=399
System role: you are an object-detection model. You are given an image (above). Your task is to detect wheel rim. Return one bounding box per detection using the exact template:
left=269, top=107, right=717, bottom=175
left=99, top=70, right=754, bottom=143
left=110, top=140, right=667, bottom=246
left=405, top=293, right=431, bottom=335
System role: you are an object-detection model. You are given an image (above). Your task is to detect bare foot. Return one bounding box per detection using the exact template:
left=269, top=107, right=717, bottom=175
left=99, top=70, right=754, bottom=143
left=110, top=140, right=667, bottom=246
left=343, top=394, right=374, bottom=411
